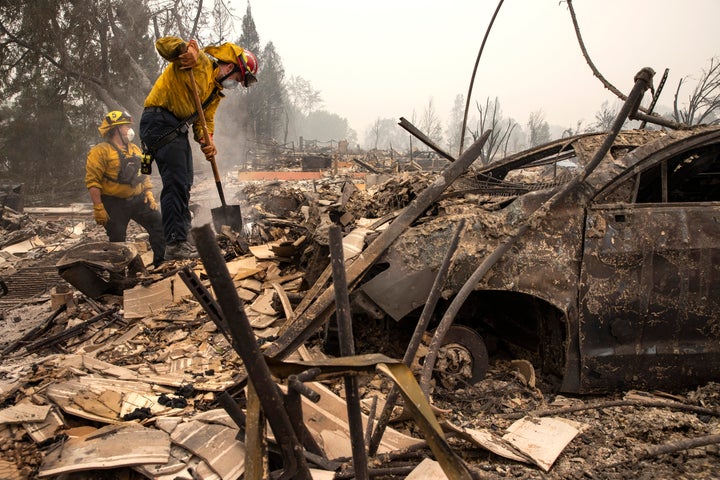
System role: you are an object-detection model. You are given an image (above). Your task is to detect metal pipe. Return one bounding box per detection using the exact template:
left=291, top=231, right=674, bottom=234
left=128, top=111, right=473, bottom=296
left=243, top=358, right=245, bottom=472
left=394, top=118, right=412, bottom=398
left=178, top=266, right=235, bottom=347
left=329, top=225, right=369, bottom=480
left=288, top=376, right=321, bottom=403
left=368, top=219, right=465, bottom=455
left=640, top=68, right=669, bottom=129
left=398, top=117, right=455, bottom=161
left=26, top=306, right=118, bottom=352
left=285, top=376, right=325, bottom=458
left=631, top=110, right=684, bottom=130
left=191, top=224, right=311, bottom=480
left=364, top=396, right=378, bottom=450
left=216, top=390, right=247, bottom=432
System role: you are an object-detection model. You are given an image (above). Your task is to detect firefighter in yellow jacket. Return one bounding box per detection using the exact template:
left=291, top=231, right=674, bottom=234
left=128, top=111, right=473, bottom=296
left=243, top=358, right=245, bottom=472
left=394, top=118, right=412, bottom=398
left=139, top=37, right=258, bottom=260
left=86, top=111, right=165, bottom=267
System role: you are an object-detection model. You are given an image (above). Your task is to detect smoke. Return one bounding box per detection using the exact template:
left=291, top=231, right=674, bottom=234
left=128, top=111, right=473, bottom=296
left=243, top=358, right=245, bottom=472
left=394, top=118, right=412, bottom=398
left=213, top=90, right=254, bottom=173
left=187, top=93, right=253, bottom=232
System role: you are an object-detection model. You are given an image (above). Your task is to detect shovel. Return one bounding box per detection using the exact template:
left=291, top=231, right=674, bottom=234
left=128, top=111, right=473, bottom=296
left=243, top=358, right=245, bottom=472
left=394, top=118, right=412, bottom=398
left=187, top=69, right=243, bottom=234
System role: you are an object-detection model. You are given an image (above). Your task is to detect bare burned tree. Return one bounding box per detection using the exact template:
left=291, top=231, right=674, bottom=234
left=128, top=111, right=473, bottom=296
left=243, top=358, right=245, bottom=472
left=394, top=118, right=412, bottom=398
left=283, top=75, right=322, bottom=144
left=673, top=57, right=720, bottom=126
left=562, top=120, right=586, bottom=138
left=286, top=76, right=322, bottom=116
left=446, top=94, right=467, bottom=157
left=369, top=118, right=383, bottom=150
left=591, top=101, right=621, bottom=132
left=147, top=0, right=218, bottom=42
left=210, top=0, right=238, bottom=44
left=527, top=109, right=551, bottom=147
left=468, top=97, right=517, bottom=165
left=364, top=117, right=403, bottom=151
left=420, top=97, right=444, bottom=147
left=0, top=0, right=159, bottom=114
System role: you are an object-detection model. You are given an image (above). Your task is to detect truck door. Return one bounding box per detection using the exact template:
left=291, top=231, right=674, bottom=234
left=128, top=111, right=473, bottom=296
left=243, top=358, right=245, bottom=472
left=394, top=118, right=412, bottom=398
left=578, top=143, right=720, bottom=392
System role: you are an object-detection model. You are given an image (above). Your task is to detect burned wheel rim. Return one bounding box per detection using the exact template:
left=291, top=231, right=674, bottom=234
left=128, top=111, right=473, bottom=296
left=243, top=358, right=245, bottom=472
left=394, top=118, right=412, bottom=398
left=434, top=324, right=489, bottom=389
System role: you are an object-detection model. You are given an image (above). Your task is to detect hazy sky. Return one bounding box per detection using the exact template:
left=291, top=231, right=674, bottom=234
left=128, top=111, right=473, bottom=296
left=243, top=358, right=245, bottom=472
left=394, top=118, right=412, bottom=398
left=230, top=0, right=719, bottom=138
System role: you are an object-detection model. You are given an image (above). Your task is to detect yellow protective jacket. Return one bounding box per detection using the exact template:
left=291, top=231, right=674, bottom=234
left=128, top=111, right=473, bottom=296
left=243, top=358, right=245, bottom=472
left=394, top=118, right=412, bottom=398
left=85, top=142, right=152, bottom=198
left=144, top=37, right=224, bottom=142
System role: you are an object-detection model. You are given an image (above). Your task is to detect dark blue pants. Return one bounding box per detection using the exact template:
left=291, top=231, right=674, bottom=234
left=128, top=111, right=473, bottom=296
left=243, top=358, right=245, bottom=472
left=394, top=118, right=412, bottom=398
left=101, top=194, right=165, bottom=267
left=139, top=108, right=193, bottom=245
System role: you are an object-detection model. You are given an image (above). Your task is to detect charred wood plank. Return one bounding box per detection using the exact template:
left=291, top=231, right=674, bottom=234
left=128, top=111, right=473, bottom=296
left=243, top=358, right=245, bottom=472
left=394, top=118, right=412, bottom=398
left=216, top=390, right=247, bottom=432
left=1, top=304, right=66, bottom=355
left=25, top=307, right=119, bottom=353
left=352, top=157, right=383, bottom=174
left=499, top=398, right=720, bottom=420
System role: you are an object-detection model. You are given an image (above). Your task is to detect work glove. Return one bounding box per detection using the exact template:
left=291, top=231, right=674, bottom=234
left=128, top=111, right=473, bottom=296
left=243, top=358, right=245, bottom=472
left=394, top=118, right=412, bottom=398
left=144, top=190, right=159, bottom=211
left=178, top=39, right=199, bottom=70
left=93, top=204, right=109, bottom=226
left=200, top=136, right=217, bottom=161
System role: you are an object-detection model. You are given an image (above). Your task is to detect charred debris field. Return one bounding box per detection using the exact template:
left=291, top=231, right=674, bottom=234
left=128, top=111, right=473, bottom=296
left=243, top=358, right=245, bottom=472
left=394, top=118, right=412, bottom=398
left=1, top=130, right=720, bottom=479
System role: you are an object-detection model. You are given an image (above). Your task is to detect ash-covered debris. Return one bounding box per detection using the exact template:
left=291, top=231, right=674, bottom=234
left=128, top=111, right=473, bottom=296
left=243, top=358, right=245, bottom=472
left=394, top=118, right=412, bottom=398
left=1, top=125, right=720, bottom=479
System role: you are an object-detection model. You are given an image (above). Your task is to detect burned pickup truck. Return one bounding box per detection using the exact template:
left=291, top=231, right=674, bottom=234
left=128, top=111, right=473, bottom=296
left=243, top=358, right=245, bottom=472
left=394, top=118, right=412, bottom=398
left=360, top=125, right=720, bottom=393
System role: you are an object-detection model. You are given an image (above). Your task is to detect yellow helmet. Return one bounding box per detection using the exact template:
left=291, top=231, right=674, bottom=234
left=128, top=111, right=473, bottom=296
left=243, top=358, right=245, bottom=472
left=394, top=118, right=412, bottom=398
left=204, top=43, right=243, bottom=66
left=98, top=110, right=132, bottom=137
left=204, top=43, right=258, bottom=86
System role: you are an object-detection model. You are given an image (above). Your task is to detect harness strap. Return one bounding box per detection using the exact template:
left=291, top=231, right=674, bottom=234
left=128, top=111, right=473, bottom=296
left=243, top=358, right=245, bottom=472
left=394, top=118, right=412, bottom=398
left=102, top=142, right=131, bottom=183
left=144, top=87, right=220, bottom=154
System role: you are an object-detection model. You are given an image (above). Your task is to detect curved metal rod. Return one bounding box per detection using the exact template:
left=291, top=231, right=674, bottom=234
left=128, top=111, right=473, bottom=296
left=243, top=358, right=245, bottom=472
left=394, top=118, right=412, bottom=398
left=418, top=226, right=526, bottom=395
left=459, top=0, right=505, bottom=155
left=566, top=0, right=628, bottom=102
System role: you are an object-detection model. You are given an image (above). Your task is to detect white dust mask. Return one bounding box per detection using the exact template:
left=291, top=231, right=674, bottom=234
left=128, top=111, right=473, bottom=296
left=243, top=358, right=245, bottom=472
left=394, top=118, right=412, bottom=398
left=221, top=78, right=239, bottom=90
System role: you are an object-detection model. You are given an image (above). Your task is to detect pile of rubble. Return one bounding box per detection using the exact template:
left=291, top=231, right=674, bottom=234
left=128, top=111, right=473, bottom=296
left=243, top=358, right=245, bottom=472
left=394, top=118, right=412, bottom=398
left=0, top=164, right=719, bottom=480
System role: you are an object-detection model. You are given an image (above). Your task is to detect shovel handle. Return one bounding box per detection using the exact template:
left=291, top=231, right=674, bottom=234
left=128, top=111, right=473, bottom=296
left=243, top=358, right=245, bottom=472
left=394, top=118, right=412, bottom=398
left=187, top=70, right=215, bottom=160
left=187, top=68, right=227, bottom=206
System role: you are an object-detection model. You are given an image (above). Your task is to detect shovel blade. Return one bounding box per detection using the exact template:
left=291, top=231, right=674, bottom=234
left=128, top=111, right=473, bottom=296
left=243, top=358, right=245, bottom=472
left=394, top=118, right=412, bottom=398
left=211, top=204, right=243, bottom=234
